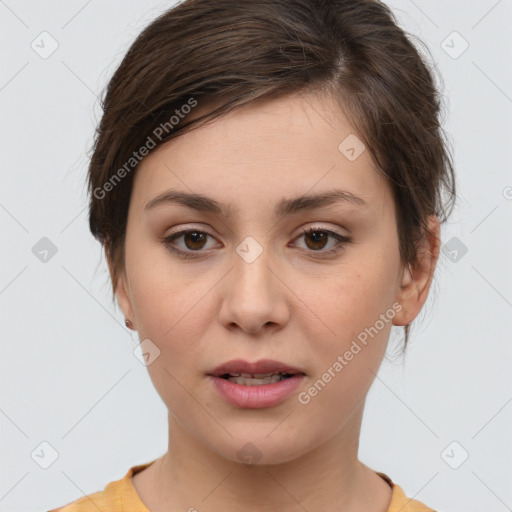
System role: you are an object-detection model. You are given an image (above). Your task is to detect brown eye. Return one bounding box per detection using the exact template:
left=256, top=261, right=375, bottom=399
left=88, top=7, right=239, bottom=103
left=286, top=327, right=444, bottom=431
left=163, top=226, right=352, bottom=261
left=303, top=230, right=329, bottom=250
left=182, top=231, right=208, bottom=250
left=163, top=229, right=218, bottom=259
left=295, top=227, right=352, bottom=256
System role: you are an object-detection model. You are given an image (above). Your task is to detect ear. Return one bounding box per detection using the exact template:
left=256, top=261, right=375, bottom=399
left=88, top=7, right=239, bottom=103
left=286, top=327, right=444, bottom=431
left=393, top=215, right=441, bottom=327
left=105, top=247, right=136, bottom=330
left=115, top=270, right=136, bottom=330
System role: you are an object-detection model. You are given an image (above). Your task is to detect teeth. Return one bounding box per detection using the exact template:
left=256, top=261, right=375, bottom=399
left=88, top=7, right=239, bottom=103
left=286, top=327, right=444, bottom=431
left=224, top=372, right=289, bottom=378
left=238, top=372, right=283, bottom=378
left=227, top=374, right=287, bottom=385
left=219, top=371, right=297, bottom=385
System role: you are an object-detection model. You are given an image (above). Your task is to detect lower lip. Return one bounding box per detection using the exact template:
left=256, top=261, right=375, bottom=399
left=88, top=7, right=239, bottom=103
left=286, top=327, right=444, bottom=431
left=208, top=374, right=305, bottom=408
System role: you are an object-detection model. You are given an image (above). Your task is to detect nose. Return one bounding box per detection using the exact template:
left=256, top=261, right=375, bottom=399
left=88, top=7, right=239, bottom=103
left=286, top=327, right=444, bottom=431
left=217, top=242, right=290, bottom=335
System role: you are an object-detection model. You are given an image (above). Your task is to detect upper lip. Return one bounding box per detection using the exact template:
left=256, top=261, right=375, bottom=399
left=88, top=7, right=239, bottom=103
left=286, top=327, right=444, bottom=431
left=208, top=359, right=306, bottom=377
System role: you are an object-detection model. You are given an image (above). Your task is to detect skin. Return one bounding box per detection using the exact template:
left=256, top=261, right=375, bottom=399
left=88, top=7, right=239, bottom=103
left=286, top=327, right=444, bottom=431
left=115, top=89, right=440, bottom=512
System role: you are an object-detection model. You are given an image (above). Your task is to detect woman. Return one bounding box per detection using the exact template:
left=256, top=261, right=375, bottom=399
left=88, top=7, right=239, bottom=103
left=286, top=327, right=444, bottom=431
left=50, top=0, right=455, bottom=510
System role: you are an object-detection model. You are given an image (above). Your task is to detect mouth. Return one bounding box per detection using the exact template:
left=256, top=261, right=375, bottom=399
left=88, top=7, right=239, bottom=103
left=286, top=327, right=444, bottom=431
left=207, top=359, right=307, bottom=408
left=217, top=372, right=298, bottom=386
left=208, top=358, right=306, bottom=386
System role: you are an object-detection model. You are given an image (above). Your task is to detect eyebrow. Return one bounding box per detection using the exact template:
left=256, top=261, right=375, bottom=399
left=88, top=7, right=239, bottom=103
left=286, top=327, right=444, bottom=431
left=144, top=188, right=367, bottom=217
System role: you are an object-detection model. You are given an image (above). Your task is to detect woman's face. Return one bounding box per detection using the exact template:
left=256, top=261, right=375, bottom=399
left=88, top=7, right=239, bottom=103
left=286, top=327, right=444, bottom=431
left=117, top=90, right=430, bottom=464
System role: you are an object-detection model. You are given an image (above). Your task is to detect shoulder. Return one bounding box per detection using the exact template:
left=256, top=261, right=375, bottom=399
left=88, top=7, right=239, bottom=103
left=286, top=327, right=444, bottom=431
left=47, top=461, right=154, bottom=512
left=47, top=487, right=112, bottom=512
left=378, top=472, right=438, bottom=512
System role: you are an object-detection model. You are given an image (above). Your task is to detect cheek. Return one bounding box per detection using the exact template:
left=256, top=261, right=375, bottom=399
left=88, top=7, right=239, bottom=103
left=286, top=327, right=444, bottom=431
left=126, top=217, right=399, bottom=351
left=295, top=286, right=392, bottom=429
left=125, top=247, right=218, bottom=378
left=296, top=252, right=398, bottom=341
left=291, top=251, right=398, bottom=395
left=125, top=239, right=194, bottom=332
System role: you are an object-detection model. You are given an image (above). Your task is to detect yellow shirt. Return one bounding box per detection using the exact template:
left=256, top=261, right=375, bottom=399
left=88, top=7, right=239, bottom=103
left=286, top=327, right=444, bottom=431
left=48, top=460, right=436, bottom=511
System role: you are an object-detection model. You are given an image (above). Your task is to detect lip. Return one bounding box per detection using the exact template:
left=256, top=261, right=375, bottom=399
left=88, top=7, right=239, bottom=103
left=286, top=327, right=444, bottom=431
left=208, top=358, right=305, bottom=377
left=207, top=359, right=306, bottom=409
left=208, top=374, right=306, bottom=408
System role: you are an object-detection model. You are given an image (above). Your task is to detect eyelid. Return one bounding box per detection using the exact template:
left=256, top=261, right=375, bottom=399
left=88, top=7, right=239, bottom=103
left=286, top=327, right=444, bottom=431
left=165, top=224, right=214, bottom=237
left=162, top=223, right=352, bottom=259
left=163, top=225, right=220, bottom=256
left=295, top=222, right=350, bottom=238
left=293, top=226, right=352, bottom=254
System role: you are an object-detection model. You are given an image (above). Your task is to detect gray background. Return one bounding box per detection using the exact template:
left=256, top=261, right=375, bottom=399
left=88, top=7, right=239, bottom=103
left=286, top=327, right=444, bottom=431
left=1, top=1, right=511, bottom=510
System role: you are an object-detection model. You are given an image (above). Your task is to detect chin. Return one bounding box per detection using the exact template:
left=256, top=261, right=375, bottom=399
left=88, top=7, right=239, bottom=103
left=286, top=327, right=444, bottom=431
left=208, top=428, right=314, bottom=467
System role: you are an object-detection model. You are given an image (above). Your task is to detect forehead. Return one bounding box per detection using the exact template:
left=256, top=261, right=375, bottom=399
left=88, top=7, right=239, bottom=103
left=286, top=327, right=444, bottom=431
left=131, top=91, right=392, bottom=217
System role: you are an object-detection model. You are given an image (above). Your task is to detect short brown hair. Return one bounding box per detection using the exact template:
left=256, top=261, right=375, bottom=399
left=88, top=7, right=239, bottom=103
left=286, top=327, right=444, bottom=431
left=87, top=0, right=456, bottom=348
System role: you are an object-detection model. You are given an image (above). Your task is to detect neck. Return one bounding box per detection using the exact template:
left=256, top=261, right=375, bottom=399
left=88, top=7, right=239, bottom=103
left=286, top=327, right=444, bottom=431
left=135, top=401, right=392, bottom=512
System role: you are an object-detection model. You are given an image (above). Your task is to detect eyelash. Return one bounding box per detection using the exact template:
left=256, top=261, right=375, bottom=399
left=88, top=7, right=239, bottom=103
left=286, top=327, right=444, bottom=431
left=162, top=226, right=352, bottom=260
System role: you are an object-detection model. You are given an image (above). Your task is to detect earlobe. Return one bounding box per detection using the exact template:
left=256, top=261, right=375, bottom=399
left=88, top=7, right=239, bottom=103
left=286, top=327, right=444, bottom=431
left=393, top=263, right=417, bottom=327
